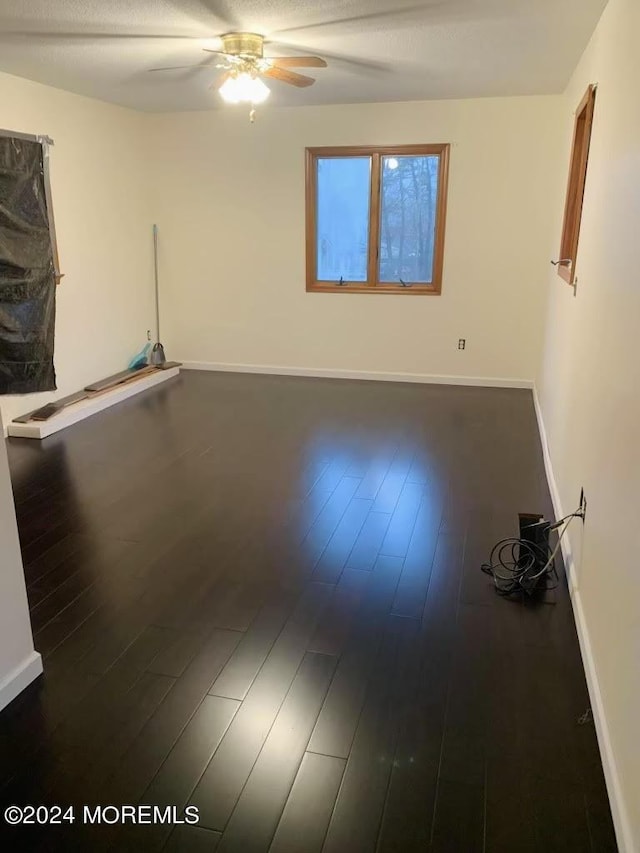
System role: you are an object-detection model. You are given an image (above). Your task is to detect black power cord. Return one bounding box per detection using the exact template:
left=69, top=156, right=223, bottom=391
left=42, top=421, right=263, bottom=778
left=480, top=510, right=584, bottom=597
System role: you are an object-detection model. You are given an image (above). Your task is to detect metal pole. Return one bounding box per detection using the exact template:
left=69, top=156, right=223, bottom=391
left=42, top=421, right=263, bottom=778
left=153, top=224, right=160, bottom=341
left=150, top=224, right=166, bottom=365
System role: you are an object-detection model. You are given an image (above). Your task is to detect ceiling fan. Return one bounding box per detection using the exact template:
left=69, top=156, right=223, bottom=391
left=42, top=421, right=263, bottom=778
left=151, top=32, right=327, bottom=119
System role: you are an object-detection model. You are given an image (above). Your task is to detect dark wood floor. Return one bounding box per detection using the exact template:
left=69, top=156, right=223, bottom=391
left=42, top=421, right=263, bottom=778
left=0, top=371, right=616, bottom=852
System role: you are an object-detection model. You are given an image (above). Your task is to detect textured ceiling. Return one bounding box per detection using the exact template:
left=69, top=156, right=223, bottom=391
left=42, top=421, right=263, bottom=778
left=0, top=0, right=607, bottom=112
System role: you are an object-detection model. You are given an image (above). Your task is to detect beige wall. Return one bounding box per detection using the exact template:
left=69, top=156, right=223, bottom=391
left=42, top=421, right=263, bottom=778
left=148, top=96, right=562, bottom=382
left=0, top=408, right=40, bottom=709
left=0, top=71, right=154, bottom=425
left=538, top=0, right=639, bottom=848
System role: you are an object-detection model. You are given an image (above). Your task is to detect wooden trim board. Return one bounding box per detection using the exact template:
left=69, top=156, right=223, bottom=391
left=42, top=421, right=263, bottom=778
left=12, top=390, right=90, bottom=423
left=558, top=85, right=597, bottom=286
left=7, top=367, right=180, bottom=439
left=84, top=365, right=157, bottom=393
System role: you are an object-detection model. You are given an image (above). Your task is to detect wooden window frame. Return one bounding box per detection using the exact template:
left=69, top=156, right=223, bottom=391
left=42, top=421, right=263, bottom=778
left=305, top=144, right=450, bottom=295
left=557, top=85, right=596, bottom=285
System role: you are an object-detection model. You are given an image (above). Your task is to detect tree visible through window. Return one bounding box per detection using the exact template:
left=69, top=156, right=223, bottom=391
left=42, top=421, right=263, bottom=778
left=306, top=144, right=449, bottom=294
left=379, top=154, right=439, bottom=284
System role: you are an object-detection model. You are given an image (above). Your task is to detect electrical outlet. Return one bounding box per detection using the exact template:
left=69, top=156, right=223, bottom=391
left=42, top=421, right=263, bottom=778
left=579, top=488, right=587, bottom=522
left=458, top=338, right=466, bottom=350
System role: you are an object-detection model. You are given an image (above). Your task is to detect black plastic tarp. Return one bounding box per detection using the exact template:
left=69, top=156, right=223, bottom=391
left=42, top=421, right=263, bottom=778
left=0, top=134, right=56, bottom=394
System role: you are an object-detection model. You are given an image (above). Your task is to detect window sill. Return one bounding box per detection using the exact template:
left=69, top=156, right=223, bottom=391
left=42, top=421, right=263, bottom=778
left=306, top=283, right=441, bottom=295
left=557, top=265, right=575, bottom=285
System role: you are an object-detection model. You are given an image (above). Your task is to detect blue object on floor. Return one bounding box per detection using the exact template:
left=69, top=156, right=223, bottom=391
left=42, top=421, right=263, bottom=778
left=128, top=342, right=150, bottom=369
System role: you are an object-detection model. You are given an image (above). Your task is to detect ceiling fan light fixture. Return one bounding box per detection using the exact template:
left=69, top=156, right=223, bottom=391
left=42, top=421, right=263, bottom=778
left=218, top=71, right=270, bottom=105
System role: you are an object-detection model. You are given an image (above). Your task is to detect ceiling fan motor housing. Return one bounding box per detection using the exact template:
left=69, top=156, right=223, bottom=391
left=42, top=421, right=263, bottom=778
left=221, top=32, right=264, bottom=59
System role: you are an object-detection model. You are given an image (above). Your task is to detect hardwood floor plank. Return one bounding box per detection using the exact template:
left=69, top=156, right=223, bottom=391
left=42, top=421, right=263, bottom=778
left=269, top=753, right=345, bottom=853
left=354, top=449, right=396, bottom=501
left=370, top=452, right=412, bottom=513
left=485, top=754, right=539, bottom=853
left=345, top=511, right=391, bottom=571
left=56, top=624, right=173, bottom=746
left=376, top=722, right=439, bottom=852
left=585, top=788, right=618, bottom=853
left=209, top=596, right=295, bottom=701
left=56, top=671, right=177, bottom=811
left=143, top=694, right=239, bottom=804
left=189, top=583, right=333, bottom=830
left=164, top=826, right=222, bottom=852
left=379, top=481, right=424, bottom=558
left=184, top=579, right=266, bottom=632
left=147, top=625, right=212, bottom=679
left=24, top=533, right=106, bottom=583
left=71, top=559, right=212, bottom=676
left=431, top=778, right=485, bottom=853
left=376, top=623, right=448, bottom=853
left=312, top=498, right=372, bottom=583
left=392, top=493, right=443, bottom=619
left=307, top=556, right=403, bottom=759
left=33, top=586, right=110, bottom=658
left=312, top=458, right=351, bottom=494
left=281, top=481, right=334, bottom=546
left=78, top=671, right=176, bottom=801
left=216, top=652, right=336, bottom=852
left=300, top=477, right=361, bottom=567
left=29, top=570, right=107, bottom=632
left=321, top=616, right=419, bottom=853
left=98, top=628, right=242, bottom=806
left=422, top=532, right=466, bottom=636
left=307, top=569, right=370, bottom=657
left=118, top=696, right=239, bottom=851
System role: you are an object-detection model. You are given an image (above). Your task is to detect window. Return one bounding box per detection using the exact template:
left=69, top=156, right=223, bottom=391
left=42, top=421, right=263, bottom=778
left=556, top=85, right=596, bottom=285
left=305, top=144, right=450, bottom=294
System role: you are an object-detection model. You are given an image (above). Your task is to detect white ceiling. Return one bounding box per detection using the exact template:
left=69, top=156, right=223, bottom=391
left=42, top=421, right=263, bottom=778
left=0, top=0, right=607, bottom=112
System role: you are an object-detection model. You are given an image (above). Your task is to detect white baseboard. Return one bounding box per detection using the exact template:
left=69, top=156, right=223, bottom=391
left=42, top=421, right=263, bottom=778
left=0, top=650, right=43, bottom=712
left=533, top=386, right=632, bottom=853
left=6, top=367, right=180, bottom=440
left=181, top=360, right=534, bottom=389
left=532, top=388, right=579, bottom=592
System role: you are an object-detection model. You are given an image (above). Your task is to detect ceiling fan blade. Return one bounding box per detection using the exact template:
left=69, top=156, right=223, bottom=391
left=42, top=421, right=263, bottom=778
left=262, top=66, right=315, bottom=87
left=202, top=48, right=227, bottom=55
left=269, top=56, right=327, bottom=68
left=148, top=62, right=217, bottom=72
left=266, top=40, right=387, bottom=74
left=0, top=30, right=206, bottom=41
left=272, top=3, right=441, bottom=36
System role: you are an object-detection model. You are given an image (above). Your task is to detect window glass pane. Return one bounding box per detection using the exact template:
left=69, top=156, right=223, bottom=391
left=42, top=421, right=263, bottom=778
left=316, top=157, right=370, bottom=282
left=378, top=155, right=439, bottom=283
